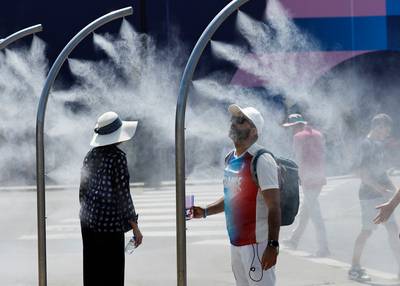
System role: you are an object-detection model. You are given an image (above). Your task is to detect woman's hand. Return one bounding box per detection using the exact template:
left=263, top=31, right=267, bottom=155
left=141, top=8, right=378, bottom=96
left=130, top=221, right=143, bottom=247
left=132, top=228, right=143, bottom=247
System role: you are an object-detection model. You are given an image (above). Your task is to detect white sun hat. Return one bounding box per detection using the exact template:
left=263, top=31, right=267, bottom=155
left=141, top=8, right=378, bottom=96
left=90, top=111, right=138, bottom=147
left=228, top=104, right=264, bottom=134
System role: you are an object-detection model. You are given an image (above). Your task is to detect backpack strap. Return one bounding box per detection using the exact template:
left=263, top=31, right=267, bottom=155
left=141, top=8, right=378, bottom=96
left=250, top=148, right=276, bottom=188
left=224, top=150, right=235, bottom=166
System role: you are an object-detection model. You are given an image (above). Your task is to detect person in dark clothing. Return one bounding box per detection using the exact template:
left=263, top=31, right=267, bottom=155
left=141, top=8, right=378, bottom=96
left=349, top=113, right=400, bottom=282
left=79, top=111, right=143, bottom=286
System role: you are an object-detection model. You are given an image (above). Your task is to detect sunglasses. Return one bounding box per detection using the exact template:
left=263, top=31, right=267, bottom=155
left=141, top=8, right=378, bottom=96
left=231, top=116, right=248, bottom=125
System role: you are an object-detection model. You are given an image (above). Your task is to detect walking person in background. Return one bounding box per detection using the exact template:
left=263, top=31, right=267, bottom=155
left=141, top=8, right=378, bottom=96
left=282, top=114, right=330, bottom=257
left=79, top=111, right=143, bottom=286
left=192, top=104, right=281, bottom=286
left=349, top=113, right=400, bottom=282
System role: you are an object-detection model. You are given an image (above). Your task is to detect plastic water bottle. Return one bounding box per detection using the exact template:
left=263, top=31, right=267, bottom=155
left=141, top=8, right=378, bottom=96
left=185, top=195, right=194, bottom=220
left=125, top=236, right=136, bottom=254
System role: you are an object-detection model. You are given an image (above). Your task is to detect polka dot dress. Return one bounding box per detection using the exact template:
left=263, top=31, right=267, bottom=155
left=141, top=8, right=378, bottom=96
left=79, top=145, right=138, bottom=232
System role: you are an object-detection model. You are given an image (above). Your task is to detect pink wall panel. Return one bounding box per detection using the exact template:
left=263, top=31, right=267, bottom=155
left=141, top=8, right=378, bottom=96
left=278, top=0, right=386, bottom=18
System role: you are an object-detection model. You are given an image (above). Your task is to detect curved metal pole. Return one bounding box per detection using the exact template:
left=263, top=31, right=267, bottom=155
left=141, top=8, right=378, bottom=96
left=0, top=24, right=43, bottom=50
left=175, top=0, right=250, bottom=285
left=35, top=7, right=132, bottom=286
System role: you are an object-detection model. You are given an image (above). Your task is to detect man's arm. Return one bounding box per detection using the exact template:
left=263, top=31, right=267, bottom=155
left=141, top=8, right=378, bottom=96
left=193, top=197, right=224, bottom=218
left=261, top=188, right=281, bottom=270
left=263, top=189, right=281, bottom=241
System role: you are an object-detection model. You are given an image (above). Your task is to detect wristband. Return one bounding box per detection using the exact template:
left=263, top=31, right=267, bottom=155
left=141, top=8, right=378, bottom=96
left=203, top=207, right=208, bottom=218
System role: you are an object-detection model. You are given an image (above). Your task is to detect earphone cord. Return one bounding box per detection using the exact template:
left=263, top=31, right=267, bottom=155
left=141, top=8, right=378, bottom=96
left=248, top=243, right=263, bottom=282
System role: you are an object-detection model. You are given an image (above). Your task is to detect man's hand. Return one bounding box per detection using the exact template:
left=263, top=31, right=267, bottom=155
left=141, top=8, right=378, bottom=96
left=192, top=198, right=224, bottom=219
left=261, top=246, right=278, bottom=270
left=193, top=206, right=205, bottom=218
left=374, top=202, right=396, bottom=224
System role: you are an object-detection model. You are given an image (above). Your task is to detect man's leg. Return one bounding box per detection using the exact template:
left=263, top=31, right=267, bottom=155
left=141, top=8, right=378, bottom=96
left=349, top=199, right=375, bottom=282
left=241, top=241, right=276, bottom=286
left=384, top=220, right=400, bottom=276
left=231, top=244, right=250, bottom=286
left=286, top=188, right=310, bottom=248
left=348, top=229, right=373, bottom=281
left=351, top=229, right=372, bottom=267
left=306, top=187, right=330, bottom=256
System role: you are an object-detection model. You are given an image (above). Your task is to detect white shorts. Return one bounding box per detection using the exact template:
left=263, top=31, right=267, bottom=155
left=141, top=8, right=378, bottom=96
left=230, top=240, right=276, bottom=286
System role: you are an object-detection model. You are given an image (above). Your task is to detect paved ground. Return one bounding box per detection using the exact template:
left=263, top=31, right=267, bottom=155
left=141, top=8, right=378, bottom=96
left=1, top=177, right=400, bottom=285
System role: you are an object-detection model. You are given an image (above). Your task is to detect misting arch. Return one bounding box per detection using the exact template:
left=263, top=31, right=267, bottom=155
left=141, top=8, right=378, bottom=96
left=35, top=7, right=133, bottom=286
left=0, top=24, right=43, bottom=50
left=175, top=0, right=251, bottom=285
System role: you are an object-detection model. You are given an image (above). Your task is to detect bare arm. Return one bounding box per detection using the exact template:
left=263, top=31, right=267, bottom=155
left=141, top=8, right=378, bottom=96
left=193, top=197, right=224, bottom=218
left=79, top=157, right=89, bottom=204
left=261, top=188, right=281, bottom=270
left=390, top=189, right=400, bottom=207
left=374, top=188, right=400, bottom=224
left=262, top=189, right=281, bottom=241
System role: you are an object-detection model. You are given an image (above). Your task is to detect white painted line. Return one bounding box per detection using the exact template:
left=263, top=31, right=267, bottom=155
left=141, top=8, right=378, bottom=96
left=134, top=194, right=222, bottom=201
left=61, top=218, right=80, bottom=223
left=46, top=225, right=79, bottom=231
left=133, top=200, right=220, bottom=207
left=135, top=208, right=176, bottom=214
left=141, top=190, right=222, bottom=196
left=191, top=239, right=229, bottom=245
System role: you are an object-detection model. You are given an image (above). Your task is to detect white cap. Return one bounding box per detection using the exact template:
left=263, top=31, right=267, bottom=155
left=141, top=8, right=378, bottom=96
left=228, top=104, right=264, bottom=135
left=90, top=111, right=138, bottom=147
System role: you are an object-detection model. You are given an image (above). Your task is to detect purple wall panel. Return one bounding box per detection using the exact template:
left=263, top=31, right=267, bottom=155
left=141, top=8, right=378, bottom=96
left=279, top=0, right=386, bottom=18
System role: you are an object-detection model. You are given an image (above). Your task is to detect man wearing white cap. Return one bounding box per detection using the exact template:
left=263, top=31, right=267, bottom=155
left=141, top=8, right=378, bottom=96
left=193, top=104, right=281, bottom=286
left=79, top=111, right=143, bottom=286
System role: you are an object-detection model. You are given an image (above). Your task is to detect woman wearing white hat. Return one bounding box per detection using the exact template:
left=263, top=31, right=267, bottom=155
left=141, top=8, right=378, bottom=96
left=79, top=111, right=143, bottom=286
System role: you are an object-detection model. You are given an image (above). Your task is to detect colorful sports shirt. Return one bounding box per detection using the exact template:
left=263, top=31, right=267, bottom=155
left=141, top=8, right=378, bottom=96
left=223, top=143, right=279, bottom=246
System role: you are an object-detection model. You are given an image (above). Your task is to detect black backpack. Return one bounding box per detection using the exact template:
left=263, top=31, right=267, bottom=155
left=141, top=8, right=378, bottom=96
left=225, top=149, right=300, bottom=226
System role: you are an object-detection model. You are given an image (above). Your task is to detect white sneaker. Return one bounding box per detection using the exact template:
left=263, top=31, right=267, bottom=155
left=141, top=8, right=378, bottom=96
left=348, top=267, right=371, bottom=282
